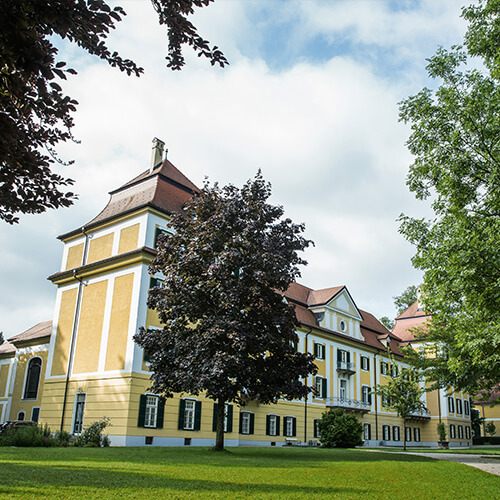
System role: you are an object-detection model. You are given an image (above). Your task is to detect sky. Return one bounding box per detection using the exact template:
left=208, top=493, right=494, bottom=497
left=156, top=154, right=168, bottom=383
left=0, top=0, right=470, bottom=338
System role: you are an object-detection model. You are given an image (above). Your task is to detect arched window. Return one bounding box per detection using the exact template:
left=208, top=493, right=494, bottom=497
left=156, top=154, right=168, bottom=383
left=17, top=411, right=25, bottom=421
left=23, top=357, right=42, bottom=400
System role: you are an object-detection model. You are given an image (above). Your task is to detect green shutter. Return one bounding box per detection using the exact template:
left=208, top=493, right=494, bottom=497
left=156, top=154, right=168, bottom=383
left=149, top=277, right=158, bottom=289
left=227, top=405, right=233, bottom=433
left=292, top=417, right=297, bottom=437
left=314, top=419, right=318, bottom=438
left=239, top=412, right=244, bottom=434
left=368, top=388, right=372, bottom=404
left=314, top=343, right=318, bottom=357
left=212, top=403, right=218, bottom=432
left=367, top=357, right=370, bottom=371
left=322, top=378, right=327, bottom=398
left=276, top=416, right=280, bottom=436
left=347, top=351, right=351, bottom=363
left=367, top=424, right=371, bottom=440
left=266, top=415, right=271, bottom=435
left=156, top=399, right=165, bottom=429
left=337, top=349, right=342, bottom=362
left=178, top=399, right=186, bottom=430
left=194, top=401, right=202, bottom=430
left=249, top=413, right=255, bottom=435
left=154, top=227, right=163, bottom=249
left=138, top=395, right=147, bottom=428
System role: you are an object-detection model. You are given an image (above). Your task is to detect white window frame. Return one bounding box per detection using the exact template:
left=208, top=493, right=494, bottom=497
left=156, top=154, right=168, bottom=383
left=362, top=385, right=370, bottom=404
left=17, top=411, right=25, bottom=421
left=393, top=425, right=400, bottom=441
left=361, top=356, right=369, bottom=371
left=465, top=426, right=471, bottom=439
left=315, top=343, right=325, bottom=360
left=285, top=416, right=294, bottom=437
left=405, top=426, right=412, bottom=442
left=363, top=423, right=370, bottom=440
left=72, top=393, right=86, bottom=434
left=414, top=427, right=421, bottom=442
left=184, top=399, right=196, bottom=430
left=31, top=406, right=41, bottom=423
left=339, top=379, right=347, bottom=399
left=22, top=356, right=42, bottom=401
left=383, top=425, right=390, bottom=441
left=456, top=398, right=462, bottom=415
left=315, top=376, right=325, bottom=398
left=448, top=396, right=454, bottom=413
left=381, top=362, right=388, bottom=375
left=241, top=412, right=251, bottom=435
left=458, top=425, right=463, bottom=439
left=144, top=395, right=159, bottom=428
left=450, top=424, right=456, bottom=439
left=268, top=414, right=278, bottom=436
left=464, top=400, right=470, bottom=416
left=339, top=350, right=348, bottom=363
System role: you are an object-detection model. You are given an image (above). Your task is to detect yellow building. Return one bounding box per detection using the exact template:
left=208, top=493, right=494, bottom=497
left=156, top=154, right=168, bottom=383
left=0, top=140, right=472, bottom=447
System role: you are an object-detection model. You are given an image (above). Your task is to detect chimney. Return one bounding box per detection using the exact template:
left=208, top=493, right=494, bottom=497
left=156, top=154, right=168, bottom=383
left=150, top=137, right=165, bottom=172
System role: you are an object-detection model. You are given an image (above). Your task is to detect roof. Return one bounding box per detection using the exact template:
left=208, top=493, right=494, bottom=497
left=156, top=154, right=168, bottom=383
left=9, top=321, right=52, bottom=344
left=395, top=300, right=428, bottom=320
left=59, top=160, right=199, bottom=239
left=0, top=341, right=15, bottom=356
left=392, top=300, right=431, bottom=342
left=284, top=282, right=345, bottom=307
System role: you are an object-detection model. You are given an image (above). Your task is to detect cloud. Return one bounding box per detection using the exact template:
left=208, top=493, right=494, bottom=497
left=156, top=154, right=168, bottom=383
left=1, top=0, right=463, bottom=336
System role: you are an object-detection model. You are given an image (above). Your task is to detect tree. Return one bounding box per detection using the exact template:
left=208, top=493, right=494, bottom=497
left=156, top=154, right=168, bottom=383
left=379, top=316, right=394, bottom=331
left=134, top=173, right=317, bottom=450
left=485, top=421, right=497, bottom=437
left=398, top=0, right=500, bottom=394
left=0, top=1, right=227, bottom=224
left=375, top=363, right=427, bottom=450
left=394, top=286, right=418, bottom=316
left=0, top=332, right=4, bottom=345
left=317, top=408, right=363, bottom=448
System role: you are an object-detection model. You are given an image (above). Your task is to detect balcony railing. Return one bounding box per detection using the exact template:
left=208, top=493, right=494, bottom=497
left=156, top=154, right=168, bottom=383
left=326, top=397, right=371, bottom=412
left=337, top=361, right=356, bottom=373
left=408, top=408, right=431, bottom=419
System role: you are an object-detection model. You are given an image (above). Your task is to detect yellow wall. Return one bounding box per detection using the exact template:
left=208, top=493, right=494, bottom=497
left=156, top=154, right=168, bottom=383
left=87, top=234, right=114, bottom=264
left=65, top=243, right=84, bottom=270
left=105, top=274, right=134, bottom=372
left=52, top=288, right=78, bottom=376
left=0, top=364, right=9, bottom=397
left=73, top=280, right=108, bottom=374
left=118, top=224, right=140, bottom=254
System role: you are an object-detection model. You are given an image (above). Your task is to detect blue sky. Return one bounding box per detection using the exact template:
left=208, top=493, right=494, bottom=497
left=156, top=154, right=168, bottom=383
left=1, top=0, right=470, bottom=337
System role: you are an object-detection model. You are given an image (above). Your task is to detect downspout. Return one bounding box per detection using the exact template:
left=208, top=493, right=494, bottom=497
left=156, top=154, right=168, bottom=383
left=303, top=327, right=312, bottom=444
left=60, top=227, right=90, bottom=432
left=374, top=352, right=378, bottom=442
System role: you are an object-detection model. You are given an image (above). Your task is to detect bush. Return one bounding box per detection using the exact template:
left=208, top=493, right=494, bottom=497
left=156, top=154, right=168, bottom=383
left=74, top=417, right=111, bottom=447
left=317, top=409, right=363, bottom=448
left=54, top=429, right=72, bottom=447
left=437, top=422, right=447, bottom=441
left=0, top=424, right=56, bottom=447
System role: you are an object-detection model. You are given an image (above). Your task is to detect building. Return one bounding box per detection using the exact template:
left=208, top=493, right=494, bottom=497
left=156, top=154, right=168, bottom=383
left=0, top=140, right=472, bottom=447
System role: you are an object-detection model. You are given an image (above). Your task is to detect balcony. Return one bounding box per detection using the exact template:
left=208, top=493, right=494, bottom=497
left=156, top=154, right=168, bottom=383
left=336, top=361, right=356, bottom=375
left=407, top=409, right=431, bottom=421
left=326, top=397, right=370, bottom=413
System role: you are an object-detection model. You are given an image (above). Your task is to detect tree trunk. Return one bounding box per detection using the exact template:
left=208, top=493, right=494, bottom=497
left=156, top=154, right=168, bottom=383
left=403, top=418, right=407, bottom=451
left=214, top=398, right=225, bottom=451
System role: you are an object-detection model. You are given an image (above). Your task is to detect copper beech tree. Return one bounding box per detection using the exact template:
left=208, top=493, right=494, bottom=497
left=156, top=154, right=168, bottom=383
left=0, top=0, right=226, bottom=223
left=134, top=173, right=317, bottom=450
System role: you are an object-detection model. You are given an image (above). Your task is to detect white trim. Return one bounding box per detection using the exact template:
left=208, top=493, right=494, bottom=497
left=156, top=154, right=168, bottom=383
left=21, top=355, right=42, bottom=401
left=71, top=392, right=86, bottom=434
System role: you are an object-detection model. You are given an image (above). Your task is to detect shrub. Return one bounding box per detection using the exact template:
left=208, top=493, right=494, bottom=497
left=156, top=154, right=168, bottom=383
left=0, top=424, right=57, bottom=447
left=437, top=422, right=447, bottom=441
left=74, top=417, right=111, bottom=447
left=55, top=429, right=72, bottom=447
left=317, top=409, right=363, bottom=448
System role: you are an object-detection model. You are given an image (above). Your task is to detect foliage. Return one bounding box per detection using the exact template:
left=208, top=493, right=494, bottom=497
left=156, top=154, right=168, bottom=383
left=398, top=0, right=500, bottom=393
left=0, top=0, right=226, bottom=224
left=437, top=422, right=447, bottom=442
left=0, top=423, right=56, bottom=447
left=394, top=286, right=418, bottom=316
left=74, top=417, right=111, bottom=447
left=134, top=172, right=316, bottom=450
left=317, top=408, right=363, bottom=448
left=486, top=421, right=497, bottom=436
left=0, top=331, right=4, bottom=345
left=379, top=316, right=394, bottom=331
left=54, top=429, right=72, bottom=447
left=471, top=408, right=483, bottom=437
left=375, top=360, right=427, bottom=450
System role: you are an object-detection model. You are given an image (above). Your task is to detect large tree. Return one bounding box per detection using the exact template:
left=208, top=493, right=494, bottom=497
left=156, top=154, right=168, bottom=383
left=134, top=173, right=317, bottom=450
left=379, top=285, right=418, bottom=331
left=375, top=363, right=427, bottom=450
left=0, top=0, right=226, bottom=224
left=398, top=0, right=500, bottom=394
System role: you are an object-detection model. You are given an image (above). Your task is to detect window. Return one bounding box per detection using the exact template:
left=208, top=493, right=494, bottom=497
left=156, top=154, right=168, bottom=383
left=464, top=400, right=470, bottom=416
left=239, top=412, right=254, bottom=435
left=339, top=320, right=347, bottom=332
left=383, top=425, right=390, bottom=441
left=212, top=403, right=233, bottom=433
left=339, top=379, right=347, bottom=399
left=382, top=395, right=390, bottom=408
left=381, top=362, right=389, bottom=375
left=458, top=425, right=464, bottom=439
left=314, top=419, right=322, bottom=438
left=448, top=396, right=455, bottom=413
left=154, top=227, right=170, bottom=249
left=17, top=411, right=25, bottom=421
left=138, top=394, right=165, bottom=429
left=266, top=414, right=280, bottom=436
left=361, top=356, right=370, bottom=371
left=393, top=426, right=400, bottom=441
left=178, top=399, right=201, bottom=431
left=449, top=424, right=456, bottom=439
left=284, top=416, right=296, bottom=437
left=315, top=376, right=327, bottom=398
left=456, top=398, right=462, bottom=415
left=23, top=357, right=42, bottom=400
left=363, top=423, right=371, bottom=440
left=314, top=343, right=325, bottom=360
left=31, top=407, right=40, bottom=423
left=73, top=393, right=86, bottom=434
left=405, top=426, right=412, bottom=442
left=391, top=364, right=398, bottom=377
left=362, top=386, right=371, bottom=404
left=414, top=427, right=421, bottom=442
left=465, top=426, right=471, bottom=439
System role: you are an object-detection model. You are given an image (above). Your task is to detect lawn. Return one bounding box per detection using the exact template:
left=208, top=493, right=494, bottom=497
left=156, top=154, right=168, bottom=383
left=370, top=446, right=500, bottom=455
left=0, top=446, right=498, bottom=499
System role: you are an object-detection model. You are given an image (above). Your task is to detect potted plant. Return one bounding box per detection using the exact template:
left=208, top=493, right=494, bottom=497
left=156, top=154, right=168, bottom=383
left=437, top=422, right=448, bottom=449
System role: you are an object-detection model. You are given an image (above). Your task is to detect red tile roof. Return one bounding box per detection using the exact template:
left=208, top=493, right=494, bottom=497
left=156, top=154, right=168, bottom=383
left=9, top=321, right=52, bottom=344
left=392, top=300, right=431, bottom=342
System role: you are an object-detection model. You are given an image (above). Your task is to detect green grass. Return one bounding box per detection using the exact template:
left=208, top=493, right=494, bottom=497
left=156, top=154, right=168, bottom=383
left=368, top=446, right=500, bottom=455
left=0, top=446, right=498, bottom=499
